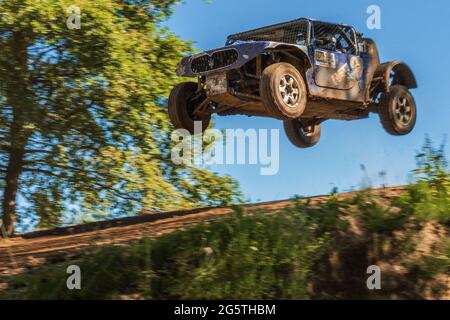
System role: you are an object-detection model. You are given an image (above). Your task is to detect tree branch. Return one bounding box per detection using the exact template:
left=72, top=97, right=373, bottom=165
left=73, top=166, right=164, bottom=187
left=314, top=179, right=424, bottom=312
left=25, top=149, right=54, bottom=154
left=25, top=161, right=137, bottom=185
left=22, top=167, right=65, bottom=178
left=22, top=167, right=139, bottom=202
left=92, top=181, right=141, bottom=202
left=26, top=138, right=58, bottom=147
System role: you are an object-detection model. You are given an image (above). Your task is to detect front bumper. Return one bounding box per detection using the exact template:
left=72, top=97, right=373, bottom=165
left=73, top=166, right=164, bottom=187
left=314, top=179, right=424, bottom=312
left=176, top=41, right=272, bottom=77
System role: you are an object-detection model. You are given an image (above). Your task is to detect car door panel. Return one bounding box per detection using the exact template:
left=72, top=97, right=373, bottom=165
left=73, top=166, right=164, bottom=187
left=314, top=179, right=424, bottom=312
left=313, top=49, right=363, bottom=91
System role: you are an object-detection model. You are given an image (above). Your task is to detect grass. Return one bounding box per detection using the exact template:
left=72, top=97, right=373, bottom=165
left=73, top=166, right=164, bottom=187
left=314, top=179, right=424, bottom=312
left=5, top=205, right=332, bottom=299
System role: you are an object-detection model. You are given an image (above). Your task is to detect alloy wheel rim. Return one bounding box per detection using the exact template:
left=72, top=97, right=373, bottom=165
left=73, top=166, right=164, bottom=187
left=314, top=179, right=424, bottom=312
left=394, top=95, right=412, bottom=125
left=279, top=75, right=300, bottom=107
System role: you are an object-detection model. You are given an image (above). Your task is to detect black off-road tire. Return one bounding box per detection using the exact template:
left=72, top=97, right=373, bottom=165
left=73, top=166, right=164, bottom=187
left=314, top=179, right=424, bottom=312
left=260, top=62, right=307, bottom=119
left=168, top=82, right=211, bottom=134
left=284, top=119, right=321, bottom=148
left=379, top=85, right=417, bottom=136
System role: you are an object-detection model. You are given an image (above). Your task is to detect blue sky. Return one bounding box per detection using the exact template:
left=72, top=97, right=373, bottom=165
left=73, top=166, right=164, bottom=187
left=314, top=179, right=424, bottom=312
left=165, top=0, right=450, bottom=202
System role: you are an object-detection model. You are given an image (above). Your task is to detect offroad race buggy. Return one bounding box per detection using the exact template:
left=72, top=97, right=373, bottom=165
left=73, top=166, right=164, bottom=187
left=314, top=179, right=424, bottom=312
left=169, top=18, right=417, bottom=148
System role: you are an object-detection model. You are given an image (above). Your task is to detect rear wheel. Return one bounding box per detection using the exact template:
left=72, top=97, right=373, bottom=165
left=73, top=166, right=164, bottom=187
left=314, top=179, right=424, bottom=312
left=379, top=85, right=416, bottom=135
left=284, top=119, right=321, bottom=148
left=168, top=82, right=211, bottom=134
left=260, top=62, right=307, bottom=119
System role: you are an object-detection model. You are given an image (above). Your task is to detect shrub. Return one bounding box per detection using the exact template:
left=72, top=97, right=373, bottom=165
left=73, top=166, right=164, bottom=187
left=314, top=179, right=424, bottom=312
left=399, top=138, right=450, bottom=223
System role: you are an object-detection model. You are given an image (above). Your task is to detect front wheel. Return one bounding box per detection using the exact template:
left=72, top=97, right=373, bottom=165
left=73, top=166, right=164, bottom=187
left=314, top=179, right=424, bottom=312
left=379, top=85, right=417, bottom=136
left=168, top=82, right=211, bottom=134
left=260, top=62, right=307, bottom=119
left=284, top=119, right=321, bottom=148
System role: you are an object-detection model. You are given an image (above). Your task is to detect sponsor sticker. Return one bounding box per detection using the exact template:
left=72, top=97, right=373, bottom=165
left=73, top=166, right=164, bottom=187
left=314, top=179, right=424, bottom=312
left=314, top=50, right=336, bottom=68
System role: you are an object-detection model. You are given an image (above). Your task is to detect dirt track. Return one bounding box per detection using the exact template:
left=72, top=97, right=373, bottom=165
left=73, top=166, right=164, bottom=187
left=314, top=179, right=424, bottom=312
left=0, top=186, right=406, bottom=277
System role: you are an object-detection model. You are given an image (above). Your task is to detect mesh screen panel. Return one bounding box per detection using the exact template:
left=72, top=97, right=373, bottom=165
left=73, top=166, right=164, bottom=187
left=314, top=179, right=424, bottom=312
left=227, top=19, right=310, bottom=45
left=312, top=22, right=357, bottom=55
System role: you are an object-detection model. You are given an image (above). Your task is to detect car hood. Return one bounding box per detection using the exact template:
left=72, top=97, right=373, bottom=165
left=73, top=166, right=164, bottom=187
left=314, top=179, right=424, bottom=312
left=176, top=41, right=308, bottom=77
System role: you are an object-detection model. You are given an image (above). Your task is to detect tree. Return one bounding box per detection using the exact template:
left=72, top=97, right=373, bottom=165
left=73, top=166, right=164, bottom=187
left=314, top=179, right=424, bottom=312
left=0, top=0, right=242, bottom=235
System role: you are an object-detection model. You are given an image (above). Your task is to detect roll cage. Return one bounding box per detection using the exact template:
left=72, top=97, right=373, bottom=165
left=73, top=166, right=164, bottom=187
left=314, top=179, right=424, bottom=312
left=226, top=18, right=359, bottom=55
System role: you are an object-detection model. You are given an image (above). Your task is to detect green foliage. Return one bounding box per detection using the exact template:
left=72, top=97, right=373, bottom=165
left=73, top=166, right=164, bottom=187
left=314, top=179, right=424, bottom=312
left=398, top=138, right=450, bottom=223
left=307, top=195, right=348, bottom=234
left=7, top=205, right=330, bottom=300
left=420, top=239, right=450, bottom=277
left=354, top=192, right=409, bottom=234
left=0, top=0, right=242, bottom=231
left=5, top=178, right=449, bottom=299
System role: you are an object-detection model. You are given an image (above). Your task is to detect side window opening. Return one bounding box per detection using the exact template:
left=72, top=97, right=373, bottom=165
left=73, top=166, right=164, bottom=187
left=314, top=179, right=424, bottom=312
left=313, top=23, right=357, bottom=55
